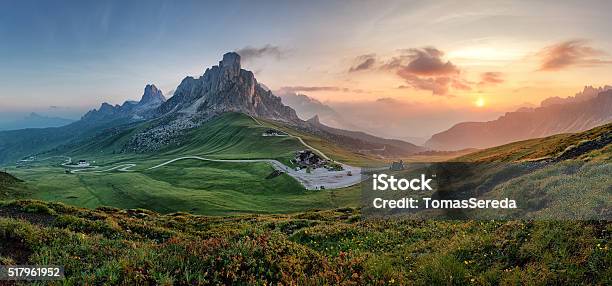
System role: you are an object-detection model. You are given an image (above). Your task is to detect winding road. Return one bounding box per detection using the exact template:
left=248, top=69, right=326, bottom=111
left=247, top=114, right=331, bottom=160
left=147, top=155, right=361, bottom=190
left=48, top=115, right=364, bottom=190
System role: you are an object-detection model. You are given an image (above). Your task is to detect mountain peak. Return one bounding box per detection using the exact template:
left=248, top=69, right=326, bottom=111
left=219, top=52, right=241, bottom=78
left=221, top=52, right=241, bottom=68
left=140, top=84, right=166, bottom=105
left=156, top=52, right=301, bottom=123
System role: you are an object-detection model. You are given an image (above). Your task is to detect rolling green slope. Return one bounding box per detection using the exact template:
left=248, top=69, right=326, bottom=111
left=159, top=113, right=304, bottom=163
left=57, top=113, right=313, bottom=166
left=259, top=117, right=385, bottom=167
left=0, top=119, right=609, bottom=284
left=456, top=122, right=612, bottom=162
left=437, top=123, right=612, bottom=220
left=2, top=113, right=366, bottom=215
left=8, top=160, right=358, bottom=215
left=5, top=116, right=609, bottom=218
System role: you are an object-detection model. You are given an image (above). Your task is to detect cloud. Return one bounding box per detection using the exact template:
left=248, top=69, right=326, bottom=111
left=392, top=47, right=460, bottom=75
left=349, top=54, right=377, bottom=72
left=276, top=86, right=367, bottom=94
left=236, top=44, right=285, bottom=61
left=375, top=97, right=398, bottom=104
left=382, top=47, right=467, bottom=96
left=538, top=40, right=612, bottom=71
left=478, top=72, right=504, bottom=86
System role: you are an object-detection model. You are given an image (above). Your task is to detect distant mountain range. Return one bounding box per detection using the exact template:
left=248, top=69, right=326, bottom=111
left=540, top=85, right=611, bottom=107
left=426, top=87, right=612, bottom=150
left=277, top=92, right=357, bottom=129
left=82, top=84, right=167, bottom=122
left=0, top=52, right=421, bottom=164
left=303, top=115, right=424, bottom=157
left=0, top=113, right=74, bottom=131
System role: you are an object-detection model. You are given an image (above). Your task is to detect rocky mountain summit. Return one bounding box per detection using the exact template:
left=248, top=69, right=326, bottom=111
left=82, top=84, right=166, bottom=122
left=140, top=84, right=166, bottom=106
left=122, top=52, right=423, bottom=155
left=156, top=52, right=300, bottom=123
left=123, top=53, right=301, bottom=152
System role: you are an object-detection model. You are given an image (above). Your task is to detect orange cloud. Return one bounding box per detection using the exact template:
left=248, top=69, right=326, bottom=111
left=349, top=54, right=377, bottom=72
left=478, top=72, right=504, bottom=86
left=538, top=40, right=612, bottom=71
left=384, top=47, right=468, bottom=96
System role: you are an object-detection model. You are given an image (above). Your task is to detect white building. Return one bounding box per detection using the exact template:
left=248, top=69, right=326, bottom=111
left=77, top=160, right=90, bottom=167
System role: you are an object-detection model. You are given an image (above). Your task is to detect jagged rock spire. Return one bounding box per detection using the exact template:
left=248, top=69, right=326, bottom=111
left=140, top=84, right=166, bottom=105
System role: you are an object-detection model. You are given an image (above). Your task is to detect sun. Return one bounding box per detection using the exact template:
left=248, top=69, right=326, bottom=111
left=475, top=97, right=486, bottom=107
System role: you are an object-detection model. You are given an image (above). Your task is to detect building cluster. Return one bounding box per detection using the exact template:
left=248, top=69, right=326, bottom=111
left=262, top=129, right=287, bottom=137
left=292, top=150, right=327, bottom=169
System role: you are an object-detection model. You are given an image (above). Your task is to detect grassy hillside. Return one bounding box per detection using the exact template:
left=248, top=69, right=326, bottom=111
left=0, top=171, right=22, bottom=185
left=50, top=113, right=370, bottom=166
left=160, top=113, right=305, bottom=164
left=2, top=113, right=369, bottom=215
left=457, top=123, right=612, bottom=162
left=0, top=171, right=29, bottom=200
left=0, top=122, right=610, bottom=284
left=6, top=160, right=360, bottom=216
left=0, top=200, right=609, bottom=285
left=259, top=117, right=385, bottom=167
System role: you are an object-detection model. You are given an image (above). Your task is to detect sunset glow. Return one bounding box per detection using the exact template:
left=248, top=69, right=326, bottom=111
left=475, top=97, right=486, bottom=108
left=1, top=0, right=611, bottom=138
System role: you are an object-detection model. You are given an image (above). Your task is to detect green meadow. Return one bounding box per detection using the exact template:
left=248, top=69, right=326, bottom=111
left=2, top=113, right=366, bottom=215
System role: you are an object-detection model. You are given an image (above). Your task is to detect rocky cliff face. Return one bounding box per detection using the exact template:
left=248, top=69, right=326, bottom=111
left=426, top=90, right=612, bottom=150
left=156, top=52, right=300, bottom=123
left=140, top=84, right=166, bottom=106
left=122, top=53, right=302, bottom=152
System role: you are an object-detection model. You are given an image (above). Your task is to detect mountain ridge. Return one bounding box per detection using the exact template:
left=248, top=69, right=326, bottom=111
left=82, top=84, right=167, bottom=122
left=426, top=89, right=612, bottom=150
left=156, top=52, right=300, bottom=123
left=0, top=52, right=420, bottom=163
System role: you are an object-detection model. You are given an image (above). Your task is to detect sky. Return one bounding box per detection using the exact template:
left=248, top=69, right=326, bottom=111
left=1, top=0, right=611, bottom=136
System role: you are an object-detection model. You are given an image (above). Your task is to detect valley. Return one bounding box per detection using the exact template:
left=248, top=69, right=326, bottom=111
left=2, top=112, right=372, bottom=215
left=1, top=3, right=612, bottom=284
